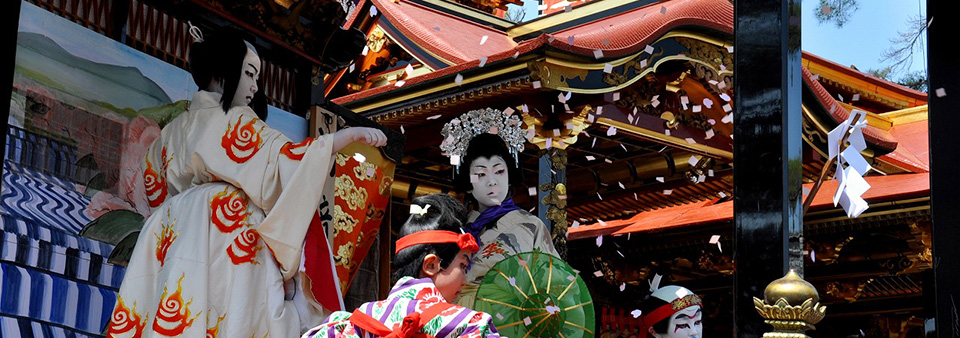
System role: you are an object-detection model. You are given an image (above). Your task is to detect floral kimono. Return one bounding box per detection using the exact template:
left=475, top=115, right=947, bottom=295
left=305, top=277, right=502, bottom=338
left=107, top=90, right=334, bottom=337
left=457, top=209, right=559, bottom=308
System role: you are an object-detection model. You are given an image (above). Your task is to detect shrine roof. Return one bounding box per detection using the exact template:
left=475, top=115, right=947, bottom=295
left=567, top=172, right=930, bottom=240
left=333, top=0, right=734, bottom=105
left=367, top=0, right=517, bottom=65
left=802, top=51, right=927, bottom=110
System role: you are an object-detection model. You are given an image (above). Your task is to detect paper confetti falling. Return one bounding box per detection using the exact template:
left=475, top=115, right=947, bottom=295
left=545, top=305, right=560, bottom=314
left=450, top=154, right=461, bottom=166
left=585, top=155, right=595, bottom=161
left=348, top=63, right=355, bottom=73
left=572, top=220, right=580, bottom=229
left=394, top=80, right=405, bottom=87
left=936, top=88, right=947, bottom=97
left=533, top=81, right=542, bottom=89
left=496, top=313, right=504, bottom=320
left=645, top=44, right=655, bottom=54
left=603, top=63, right=613, bottom=73
left=480, top=35, right=488, bottom=45
left=593, top=49, right=604, bottom=59
left=607, top=126, right=617, bottom=136
left=478, top=57, right=488, bottom=67
left=656, top=176, right=664, bottom=183
left=688, top=155, right=700, bottom=166
left=366, top=167, right=376, bottom=177
left=594, top=271, right=604, bottom=277
left=620, top=283, right=626, bottom=292
left=404, top=64, right=414, bottom=76
left=660, top=5, right=666, bottom=14
left=726, top=46, right=734, bottom=53
left=631, top=310, right=642, bottom=318
left=370, top=5, right=378, bottom=16
left=361, top=45, right=369, bottom=56
left=663, top=189, right=673, bottom=195
left=353, top=153, right=366, bottom=163
left=427, top=114, right=442, bottom=120
left=567, top=35, right=575, bottom=44
left=523, top=317, right=532, bottom=326
left=719, top=191, right=727, bottom=198
left=455, top=74, right=464, bottom=86
left=706, top=129, right=715, bottom=139
left=685, top=138, right=696, bottom=144
left=400, top=125, right=405, bottom=134
left=509, top=277, right=516, bottom=286
left=528, top=187, right=537, bottom=196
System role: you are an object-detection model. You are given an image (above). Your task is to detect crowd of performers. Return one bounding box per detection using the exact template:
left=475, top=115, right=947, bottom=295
left=105, top=28, right=703, bottom=338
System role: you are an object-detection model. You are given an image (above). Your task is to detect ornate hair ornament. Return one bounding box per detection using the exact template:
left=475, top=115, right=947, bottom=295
left=440, top=107, right=525, bottom=171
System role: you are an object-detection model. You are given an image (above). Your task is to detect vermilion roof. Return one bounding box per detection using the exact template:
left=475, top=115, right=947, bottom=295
left=802, top=51, right=928, bottom=106
left=568, top=172, right=930, bottom=240
left=551, top=0, right=733, bottom=58
left=879, top=120, right=930, bottom=172
left=333, top=0, right=734, bottom=104
left=369, top=0, right=516, bottom=64
left=802, top=66, right=899, bottom=151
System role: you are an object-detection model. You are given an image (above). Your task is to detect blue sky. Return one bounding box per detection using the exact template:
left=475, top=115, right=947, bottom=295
left=510, top=0, right=928, bottom=77
left=801, top=0, right=927, bottom=77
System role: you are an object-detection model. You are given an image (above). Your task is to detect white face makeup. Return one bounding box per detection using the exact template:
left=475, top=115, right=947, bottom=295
left=657, top=306, right=702, bottom=338
left=468, top=156, right=509, bottom=210
left=230, top=47, right=261, bottom=109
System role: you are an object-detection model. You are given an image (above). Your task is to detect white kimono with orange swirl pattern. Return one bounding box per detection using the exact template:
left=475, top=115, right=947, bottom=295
left=107, top=90, right=334, bottom=338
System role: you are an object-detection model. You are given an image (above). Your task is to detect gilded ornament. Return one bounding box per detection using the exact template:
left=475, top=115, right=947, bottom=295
left=335, top=242, right=355, bottom=269
left=440, top=108, right=526, bottom=170
left=754, top=270, right=827, bottom=338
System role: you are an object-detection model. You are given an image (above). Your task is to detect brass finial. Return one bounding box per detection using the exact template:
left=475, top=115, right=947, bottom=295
left=753, top=270, right=827, bottom=338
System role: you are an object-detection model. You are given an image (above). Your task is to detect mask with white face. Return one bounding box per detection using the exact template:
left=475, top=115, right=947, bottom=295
left=468, top=155, right=510, bottom=210
left=230, top=46, right=260, bottom=109
left=650, top=305, right=702, bottom=338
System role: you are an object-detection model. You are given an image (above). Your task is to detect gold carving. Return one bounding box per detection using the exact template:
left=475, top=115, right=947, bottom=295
left=522, top=105, right=593, bottom=150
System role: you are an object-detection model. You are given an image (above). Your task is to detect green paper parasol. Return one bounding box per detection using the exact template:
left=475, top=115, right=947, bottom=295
left=474, top=251, right=595, bottom=338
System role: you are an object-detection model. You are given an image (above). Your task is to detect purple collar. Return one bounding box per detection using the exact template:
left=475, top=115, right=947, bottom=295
left=465, top=197, right=520, bottom=246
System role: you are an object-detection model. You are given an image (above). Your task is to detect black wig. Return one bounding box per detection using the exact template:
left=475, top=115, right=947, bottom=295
left=452, top=133, right=524, bottom=196
left=188, top=28, right=260, bottom=114
left=392, top=194, right=469, bottom=284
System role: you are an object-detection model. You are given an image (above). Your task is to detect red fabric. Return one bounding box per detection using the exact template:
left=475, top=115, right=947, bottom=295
left=395, top=231, right=479, bottom=254
left=304, top=211, right=344, bottom=312
left=332, top=152, right=393, bottom=293
left=349, top=302, right=455, bottom=338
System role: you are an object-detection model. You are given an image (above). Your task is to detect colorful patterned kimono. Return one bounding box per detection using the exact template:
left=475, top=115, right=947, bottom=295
left=306, top=277, right=502, bottom=338
left=456, top=210, right=559, bottom=309
left=107, top=91, right=334, bottom=337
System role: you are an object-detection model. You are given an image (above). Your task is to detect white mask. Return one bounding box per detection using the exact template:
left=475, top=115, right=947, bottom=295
left=230, top=47, right=261, bottom=109
left=651, top=306, right=702, bottom=338
left=468, top=156, right=509, bottom=210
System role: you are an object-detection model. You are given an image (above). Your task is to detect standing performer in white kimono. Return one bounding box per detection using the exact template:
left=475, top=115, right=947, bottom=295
left=106, top=29, right=386, bottom=337
left=439, top=108, right=559, bottom=309
left=304, top=193, right=502, bottom=338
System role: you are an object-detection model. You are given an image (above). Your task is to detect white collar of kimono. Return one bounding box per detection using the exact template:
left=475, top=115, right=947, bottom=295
left=192, top=90, right=223, bottom=110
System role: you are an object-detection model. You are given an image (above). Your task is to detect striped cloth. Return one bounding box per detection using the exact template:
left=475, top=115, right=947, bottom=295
left=1, top=157, right=125, bottom=337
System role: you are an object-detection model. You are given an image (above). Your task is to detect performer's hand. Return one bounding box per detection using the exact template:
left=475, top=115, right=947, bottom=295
left=333, top=127, right=388, bottom=151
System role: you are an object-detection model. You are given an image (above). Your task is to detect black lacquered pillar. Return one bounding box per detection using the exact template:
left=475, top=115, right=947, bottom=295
left=732, top=1, right=803, bottom=337
left=926, top=0, right=960, bottom=336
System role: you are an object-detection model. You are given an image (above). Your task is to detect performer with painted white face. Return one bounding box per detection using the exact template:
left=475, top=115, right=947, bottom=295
left=107, top=28, right=387, bottom=337
left=439, top=108, right=560, bottom=309
left=640, top=285, right=704, bottom=338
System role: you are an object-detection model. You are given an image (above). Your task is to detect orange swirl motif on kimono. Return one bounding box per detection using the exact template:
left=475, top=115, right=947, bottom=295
left=206, top=314, right=225, bottom=338
left=152, top=274, right=199, bottom=336
left=280, top=138, right=314, bottom=161
left=155, top=214, right=178, bottom=266
left=210, top=187, right=250, bottom=233
left=227, top=229, right=263, bottom=265
left=144, top=147, right=172, bottom=208
left=221, top=117, right=264, bottom=163
left=107, top=296, right=146, bottom=338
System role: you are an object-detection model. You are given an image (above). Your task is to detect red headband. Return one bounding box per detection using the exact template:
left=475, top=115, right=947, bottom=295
left=641, top=294, right=702, bottom=335
left=395, top=231, right=479, bottom=254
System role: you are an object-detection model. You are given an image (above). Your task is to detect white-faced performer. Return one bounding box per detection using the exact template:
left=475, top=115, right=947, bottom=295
left=107, top=27, right=386, bottom=337
left=640, top=285, right=704, bottom=338
left=439, top=108, right=560, bottom=308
